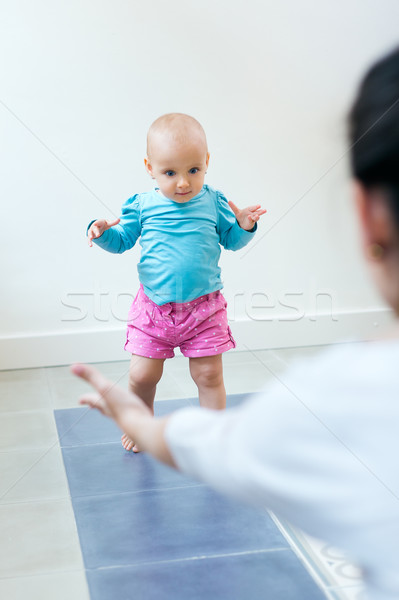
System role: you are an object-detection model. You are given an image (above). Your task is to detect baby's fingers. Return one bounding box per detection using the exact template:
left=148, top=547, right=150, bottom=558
left=88, top=225, right=101, bottom=246
left=107, top=218, right=120, bottom=228
left=228, top=201, right=240, bottom=216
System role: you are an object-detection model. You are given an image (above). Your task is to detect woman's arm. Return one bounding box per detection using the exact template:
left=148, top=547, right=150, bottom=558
left=71, top=363, right=176, bottom=467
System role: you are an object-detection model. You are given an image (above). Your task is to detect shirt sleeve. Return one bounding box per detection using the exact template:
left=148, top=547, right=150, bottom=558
left=87, top=195, right=142, bottom=254
left=216, top=191, right=257, bottom=250
left=164, top=390, right=298, bottom=513
left=164, top=350, right=399, bottom=534
left=164, top=347, right=399, bottom=599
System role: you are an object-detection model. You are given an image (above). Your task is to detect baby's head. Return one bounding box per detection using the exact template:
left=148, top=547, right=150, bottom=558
left=144, top=113, right=210, bottom=203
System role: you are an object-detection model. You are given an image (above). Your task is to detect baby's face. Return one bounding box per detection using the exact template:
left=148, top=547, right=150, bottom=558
left=145, top=136, right=209, bottom=203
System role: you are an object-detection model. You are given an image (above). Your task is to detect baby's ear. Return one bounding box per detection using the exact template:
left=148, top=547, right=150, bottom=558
left=144, top=157, right=153, bottom=177
left=206, top=152, right=210, bottom=168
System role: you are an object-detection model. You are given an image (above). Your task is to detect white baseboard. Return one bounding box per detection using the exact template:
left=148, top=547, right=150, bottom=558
left=0, top=308, right=394, bottom=370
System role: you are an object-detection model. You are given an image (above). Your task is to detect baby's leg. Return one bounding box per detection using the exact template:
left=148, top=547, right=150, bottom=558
left=189, top=354, right=226, bottom=410
left=122, top=354, right=165, bottom=452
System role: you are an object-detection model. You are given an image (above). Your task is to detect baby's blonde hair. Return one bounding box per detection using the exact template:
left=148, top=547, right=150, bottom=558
left=147, top=113, right=207, bottom=157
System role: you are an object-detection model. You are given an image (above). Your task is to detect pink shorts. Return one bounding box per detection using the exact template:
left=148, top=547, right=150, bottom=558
left=124, top=286, right=236, bottom=359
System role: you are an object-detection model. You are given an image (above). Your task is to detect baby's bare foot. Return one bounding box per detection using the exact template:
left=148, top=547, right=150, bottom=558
left=121, top=433, right=140, bottom=453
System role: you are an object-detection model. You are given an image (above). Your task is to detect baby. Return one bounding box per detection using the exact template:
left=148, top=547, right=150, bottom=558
left=88, top=113, right=265, bottom=451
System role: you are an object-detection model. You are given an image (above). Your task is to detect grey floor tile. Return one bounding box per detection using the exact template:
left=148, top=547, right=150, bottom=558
left=61, top=443, right=199, bottom=497
left=54, top=399, right=192, bottom=448
left=0, top=570, right=90, bottom=600
left=73, top=486, right=288, bottom=569
left=86, top=549, right=327, bottom=600
left=55, top=406, right=121, bottom=447
left=0, top=499, right=84, bottom=577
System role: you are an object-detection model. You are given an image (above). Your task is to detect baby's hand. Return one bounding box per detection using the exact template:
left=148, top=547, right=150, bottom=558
left=228, top=202, right=266, bottom=231
left=87, top=218, right=120, bottom=247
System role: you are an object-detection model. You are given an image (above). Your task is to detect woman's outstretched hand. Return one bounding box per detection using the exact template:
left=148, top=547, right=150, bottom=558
left=70, top=363, right=150, bottom=421
left=228, top=201, right=266, bottom=231
left=70, top=363, right=176, bottom=466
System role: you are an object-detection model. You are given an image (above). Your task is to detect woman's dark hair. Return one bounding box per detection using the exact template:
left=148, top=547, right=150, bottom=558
left=349, top=47, right=399, bottom=227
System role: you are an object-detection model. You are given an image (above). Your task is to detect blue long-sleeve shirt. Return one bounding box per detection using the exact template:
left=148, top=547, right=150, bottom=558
left=90, top=185, right=257, bottom=305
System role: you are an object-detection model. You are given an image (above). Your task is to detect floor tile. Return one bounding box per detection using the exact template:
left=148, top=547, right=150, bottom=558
left=73, top=486, right=288, bottom=569
left=0, top=379, right=52, bottom=412
left=54, top=399, right=192, bottom=448
left=274, top=345, right=330, bottom=366
left=223, top=362, right=281, bottom=394
left=54, top=406, right=122, bottom=447
left=0, top=410, right=58, bottom=451
left=0, top=367, right=47, bottom=384
left=48, top=374, right=104, bottom=410
left=0, top=570, right=90, bottom=600
left=61, top=443, right=199, bottom=497
left=0, top=499, right=84, bottom=577
left=0, top=446, right=70, bottom=504
left=86, top=549, right=326, bottom=600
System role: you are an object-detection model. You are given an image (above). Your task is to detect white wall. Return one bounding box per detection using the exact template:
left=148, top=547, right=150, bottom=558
left=1, top=1, right=398, bottom=368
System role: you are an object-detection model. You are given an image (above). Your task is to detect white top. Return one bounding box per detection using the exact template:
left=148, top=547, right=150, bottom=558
left=165, top=341, right=399, bottom=599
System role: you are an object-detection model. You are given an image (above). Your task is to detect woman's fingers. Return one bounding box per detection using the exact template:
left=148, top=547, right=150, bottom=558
left=79, top=392, right=107, bottom=413
left=71, top=363, right=112, bottom=397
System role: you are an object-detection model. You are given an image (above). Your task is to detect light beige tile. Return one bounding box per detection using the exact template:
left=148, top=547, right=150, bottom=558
left=0, top=380, right=52, bottom=412
left=48, top=374, right=98, bottom=410
left=44, top=365, right=75, bottom=380
left=90, top=359, right=131, bottom=377
left=222, top=350, right=264, bottom=366
left=0, top=499, right=84, bottom=577
left=0, top=570, right=90, bottom=600
left=274, top=345, right=330, bottom=365
left=168, top=371, right=198, bottom=400
left=163, top=355, right=190, bottom=372
left=45, top=360, right=130, bottom=382
left=0, top=410, right=58, bottom=451
left=155, top=371, right=187, bottom=400
left=0, top=446, right=69, bottom=504
left=223, top=362, right=280, bottom=395
left=252, top=349, right=289, bottom=373
left=0, top=368, right=47, bottom=384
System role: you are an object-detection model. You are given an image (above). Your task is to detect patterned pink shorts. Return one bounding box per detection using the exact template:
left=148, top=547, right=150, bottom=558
left=124, top=286, right=236, bottom=359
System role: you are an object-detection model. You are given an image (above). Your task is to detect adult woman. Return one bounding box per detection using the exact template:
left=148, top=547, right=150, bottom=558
left=72, top=47, right=399, bottom=599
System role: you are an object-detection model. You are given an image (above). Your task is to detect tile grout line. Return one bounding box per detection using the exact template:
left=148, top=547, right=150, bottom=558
left=85, top=546, right=292, bottom=572
left=68, top=483, right=207, bottom=503
left=269, top=513, right=349, bottom=600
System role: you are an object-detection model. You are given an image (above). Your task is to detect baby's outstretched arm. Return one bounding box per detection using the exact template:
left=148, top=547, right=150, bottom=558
left=228, top=201, right=266, bottom=231
left=87, top=218, right=120, bottom=247
left=71, top=363, right=176, bottom=467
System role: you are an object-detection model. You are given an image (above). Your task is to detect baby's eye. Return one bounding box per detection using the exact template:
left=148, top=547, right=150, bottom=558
left=165, top=170, right=175, bottom=177
left=189, top=168, right=199, bottom=174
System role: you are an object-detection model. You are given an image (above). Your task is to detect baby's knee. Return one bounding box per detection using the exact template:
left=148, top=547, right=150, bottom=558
left=129, top=364, right=162, bottom=391
left=191, top=361, right=223, bottom=388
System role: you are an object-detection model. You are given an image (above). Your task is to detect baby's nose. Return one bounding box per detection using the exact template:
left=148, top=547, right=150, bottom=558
left=177, top=176, right=189, bottom=188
